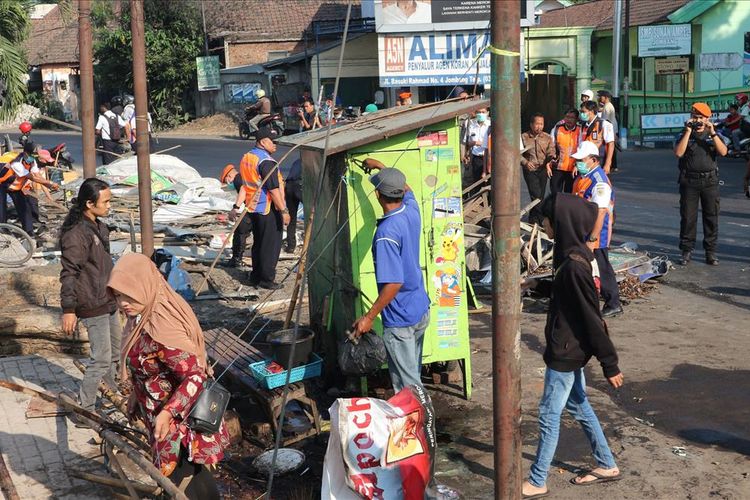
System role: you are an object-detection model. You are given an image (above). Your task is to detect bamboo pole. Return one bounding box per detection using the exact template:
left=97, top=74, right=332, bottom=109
left=67, top=469, right=159, bottom=495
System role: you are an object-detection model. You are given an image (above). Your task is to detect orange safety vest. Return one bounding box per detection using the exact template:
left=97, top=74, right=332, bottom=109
left=0, top=154, right=33, bottom=192
left=238, top=148, right=285, bottom=215
left=554, top=123, right=580, bottom=172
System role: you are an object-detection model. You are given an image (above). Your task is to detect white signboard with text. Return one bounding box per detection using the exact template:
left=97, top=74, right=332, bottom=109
left=374, top=0, right=535, bottom=33
left=378, top=30, right=491, bottom=87
left=699, top=52, right=743, bottom=71
left=638, top=24, right=692, bottom=58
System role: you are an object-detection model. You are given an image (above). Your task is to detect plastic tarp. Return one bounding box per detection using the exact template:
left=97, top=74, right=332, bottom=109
left=98, top=154, right=203, bottom=183
left=153, top=184, right=234, bottom=223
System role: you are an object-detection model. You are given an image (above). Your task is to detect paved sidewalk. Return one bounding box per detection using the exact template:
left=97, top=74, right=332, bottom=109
left=0, top=354, right=110, bottom=499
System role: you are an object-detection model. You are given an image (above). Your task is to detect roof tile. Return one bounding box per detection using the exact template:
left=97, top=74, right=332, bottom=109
left=538, top=0, right=689, bottom=30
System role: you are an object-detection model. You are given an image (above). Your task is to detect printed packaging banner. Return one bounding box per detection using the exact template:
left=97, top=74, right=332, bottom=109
left=378, top=31, right=490, bottom=87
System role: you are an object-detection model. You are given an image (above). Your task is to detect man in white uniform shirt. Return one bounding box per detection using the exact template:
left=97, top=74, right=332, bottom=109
left=463, top=107, right=491, bottom=188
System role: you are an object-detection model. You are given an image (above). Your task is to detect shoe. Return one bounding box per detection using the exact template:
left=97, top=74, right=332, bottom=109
left=680, top=251, right=692, bottom=266
left=258, top=280, right=282, bottom=290
left=602, top=305, right=623, bottom=318
left=705, top=254, right=719, bottom=266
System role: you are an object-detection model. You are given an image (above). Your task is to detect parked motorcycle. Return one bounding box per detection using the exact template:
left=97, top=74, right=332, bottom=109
left=238, top=109, right=285, bottom=140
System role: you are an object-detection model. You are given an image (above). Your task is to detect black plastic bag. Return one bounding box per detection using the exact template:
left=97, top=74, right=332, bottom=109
left=338, top=332, right=387, bottom=376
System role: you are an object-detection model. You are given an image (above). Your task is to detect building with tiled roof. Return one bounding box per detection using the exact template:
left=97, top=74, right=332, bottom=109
left=204, top=0, right=364, bottom=68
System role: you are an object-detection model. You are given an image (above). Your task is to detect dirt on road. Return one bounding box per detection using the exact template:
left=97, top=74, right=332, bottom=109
left=431, top=283, right=750, bottom=499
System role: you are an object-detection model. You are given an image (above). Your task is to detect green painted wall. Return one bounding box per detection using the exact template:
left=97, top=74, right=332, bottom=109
left=694, top=0, right=750, bottom=91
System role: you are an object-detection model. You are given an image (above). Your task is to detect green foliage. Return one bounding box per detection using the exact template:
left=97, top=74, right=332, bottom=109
left=93, top=0, right=203, bottom=130
left=0, top=0, right=31, bottom=121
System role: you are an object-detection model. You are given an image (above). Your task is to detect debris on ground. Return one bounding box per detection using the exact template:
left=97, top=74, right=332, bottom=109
left=163, top=112, right=239, bottom=136
left=619, top=274, right=657, bottom=300
left=0, top=104, right=42, bottom=127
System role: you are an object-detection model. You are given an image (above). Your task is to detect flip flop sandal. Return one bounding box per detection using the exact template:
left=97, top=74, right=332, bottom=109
left=522, top=491, right=550, bottom=499
left=570, top=471, right=623, bottom=486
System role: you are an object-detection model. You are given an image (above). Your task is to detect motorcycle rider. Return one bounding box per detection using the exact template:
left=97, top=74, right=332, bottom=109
left=18, top=121, right=33, bottom=147
left=121, top=94, right=136, bottom=123
left=246, top=89, right=271, bottom=133
left=732, top=93, right=750, bottom=151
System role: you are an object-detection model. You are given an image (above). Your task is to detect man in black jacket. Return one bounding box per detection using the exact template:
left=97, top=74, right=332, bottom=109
left=522, top=193, right=624, bottom=499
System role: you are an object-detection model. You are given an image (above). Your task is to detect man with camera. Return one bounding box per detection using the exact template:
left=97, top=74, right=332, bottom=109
left=674, top=102, right=727, bottom=266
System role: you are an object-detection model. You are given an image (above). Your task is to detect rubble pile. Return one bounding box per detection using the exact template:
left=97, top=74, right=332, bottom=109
left=619, top=274, right=657, bottom=301
left=0, top=104, right=42, bottom=127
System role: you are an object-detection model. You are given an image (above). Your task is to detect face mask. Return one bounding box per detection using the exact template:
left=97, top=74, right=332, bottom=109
left=579, top=112, right=589, bottom=122
left=575, top=161, right=590, bottom=175
left=476, top=113, right=487, bottom=123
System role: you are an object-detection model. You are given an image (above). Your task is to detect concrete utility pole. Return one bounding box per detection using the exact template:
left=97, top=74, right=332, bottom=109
left=490, top=0, right=522, bottom=498
left=77, top=0, right=96, bottom=178
left=129, top=0, right=154, bottom=257
left=612, top=0, right=623, bottom=101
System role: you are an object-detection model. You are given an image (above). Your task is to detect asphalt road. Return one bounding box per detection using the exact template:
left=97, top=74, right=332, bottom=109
left=5, top=129, right=749, bottom=307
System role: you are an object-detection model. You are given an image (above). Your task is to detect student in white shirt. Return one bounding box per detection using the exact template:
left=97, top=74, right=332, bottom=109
left=95, top=103, right=125, bottom=165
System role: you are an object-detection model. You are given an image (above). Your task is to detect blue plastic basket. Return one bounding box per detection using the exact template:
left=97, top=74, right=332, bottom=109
left=249, top=353, right=323, bottom=390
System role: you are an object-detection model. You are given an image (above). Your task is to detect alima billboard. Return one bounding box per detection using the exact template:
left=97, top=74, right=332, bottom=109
left=378, top=31, right=491, bottom=87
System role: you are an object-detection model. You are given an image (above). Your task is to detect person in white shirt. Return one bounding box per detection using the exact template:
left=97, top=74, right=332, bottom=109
left=597, top=90, right=619, bottom=172
left=382, top=0, right=431, bottom=24
left=95, top=103, right=125, bottom=165
left=463, top=107, right=491, bottom=187
left=0, top=142, right=59, bottom=235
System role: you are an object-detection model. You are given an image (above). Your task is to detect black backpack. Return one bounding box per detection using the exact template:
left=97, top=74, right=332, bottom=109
left=105, top=113, right=121, bottom=141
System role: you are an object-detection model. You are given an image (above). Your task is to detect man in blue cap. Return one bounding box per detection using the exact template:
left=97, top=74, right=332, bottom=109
left=352, top=159, right=430, bottom=392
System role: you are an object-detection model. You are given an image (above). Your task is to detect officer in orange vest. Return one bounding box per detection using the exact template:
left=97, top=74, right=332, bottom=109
left=571, top=141, right=622, bottom=318
left=550, top=108, right=581, bottom=193
left=230, top=128, right=290, bottom=289
left=0, top=142, right=59, bottom=235
left=579, top=101, right=615, bottom=174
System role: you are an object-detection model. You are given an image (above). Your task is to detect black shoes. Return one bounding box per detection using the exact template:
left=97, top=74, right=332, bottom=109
left=680, top=251, right=692, bottom=266
left=705, top=254, right=719, bottom=266
left=257, top=280, right=282, bottom=290
left=602, top=305, right=623, bottom=318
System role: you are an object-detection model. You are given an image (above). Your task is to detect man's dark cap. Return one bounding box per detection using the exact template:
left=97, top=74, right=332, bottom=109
left=256, top=127, right=278, bottom=143
left=23, top=141, right=36, bottom=155
left=370, top=168, right=406, bottom=199
left=597, top=89, right=612, bottom=98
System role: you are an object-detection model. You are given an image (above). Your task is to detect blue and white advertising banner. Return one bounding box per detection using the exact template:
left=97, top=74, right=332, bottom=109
left=378, top=30, right=491, bottom=87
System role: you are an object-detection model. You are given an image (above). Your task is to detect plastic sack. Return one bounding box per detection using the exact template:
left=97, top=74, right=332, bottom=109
left=322, top=385, right=437, bottom=500
left=166, top=255, right=195, bottom=300
left=338, top=333, right=387, bottom=376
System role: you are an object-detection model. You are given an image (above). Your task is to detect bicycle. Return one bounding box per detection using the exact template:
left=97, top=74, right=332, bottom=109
left=0, top=223, right=36, bottom=267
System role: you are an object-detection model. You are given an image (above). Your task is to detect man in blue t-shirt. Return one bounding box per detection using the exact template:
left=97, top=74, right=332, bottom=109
left=352, top=160, right=431, bottom=392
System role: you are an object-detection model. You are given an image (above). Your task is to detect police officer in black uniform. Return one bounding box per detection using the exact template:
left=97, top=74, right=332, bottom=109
left=674, top=102, right=727, bottom=266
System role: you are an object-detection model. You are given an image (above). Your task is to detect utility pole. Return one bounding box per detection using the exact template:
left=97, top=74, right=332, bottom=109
left=78, top=0, right=96, bottom=178
left=622, top=0, right=631, bottom=134
left=130, top=0, right=154, bottom=257
left=490, top=1, right=522, bottom=499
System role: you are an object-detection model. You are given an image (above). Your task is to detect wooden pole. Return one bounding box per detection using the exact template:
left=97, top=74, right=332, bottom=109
left=78, top=0, right=96, bottom=177
left=130, top=0, right=154, bottom=257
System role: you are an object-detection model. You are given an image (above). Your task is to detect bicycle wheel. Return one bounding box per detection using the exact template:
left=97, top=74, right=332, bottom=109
left=0, top=223, right=36, bottom=267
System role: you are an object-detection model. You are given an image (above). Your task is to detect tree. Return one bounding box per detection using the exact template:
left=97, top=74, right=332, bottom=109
left=93, top=0, right=203, bottom=130
left=0, top=0, right=30, bottom=121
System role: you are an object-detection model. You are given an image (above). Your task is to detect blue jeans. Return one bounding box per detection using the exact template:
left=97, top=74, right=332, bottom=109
left=528, top=367, right=617, bottom=487
left=382, top=311, right=429, bottom=392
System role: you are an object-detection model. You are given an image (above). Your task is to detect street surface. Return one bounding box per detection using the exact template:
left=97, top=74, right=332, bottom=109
left=9, top=129, right=748, bottom=307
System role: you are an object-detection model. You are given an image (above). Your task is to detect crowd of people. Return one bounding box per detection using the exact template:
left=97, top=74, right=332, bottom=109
left=96, top=94, right=152, bottom=164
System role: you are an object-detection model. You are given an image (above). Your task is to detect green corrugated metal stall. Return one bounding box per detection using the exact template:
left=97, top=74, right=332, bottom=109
left=281, top=99, right=488, bottom=399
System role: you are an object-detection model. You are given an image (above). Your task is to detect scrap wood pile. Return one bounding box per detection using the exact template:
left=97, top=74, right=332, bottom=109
left=461, top=181, right=671, bottom=295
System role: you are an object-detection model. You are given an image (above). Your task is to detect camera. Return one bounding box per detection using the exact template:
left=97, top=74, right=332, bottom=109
left=687, top=120, right=702, bottom=129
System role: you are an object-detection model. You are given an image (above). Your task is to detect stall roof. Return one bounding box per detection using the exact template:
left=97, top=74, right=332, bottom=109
left=279, top=98, right=490, bottom=155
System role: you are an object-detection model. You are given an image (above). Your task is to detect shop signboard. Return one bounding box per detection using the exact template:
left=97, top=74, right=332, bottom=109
left=638, top=24, right=692, bottom=58
left=378, top=30, right=491, bottom=87
left=374, top=0, right=535, bottom=33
